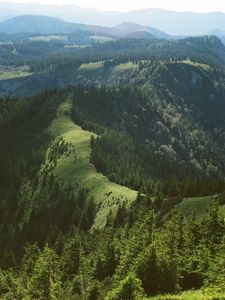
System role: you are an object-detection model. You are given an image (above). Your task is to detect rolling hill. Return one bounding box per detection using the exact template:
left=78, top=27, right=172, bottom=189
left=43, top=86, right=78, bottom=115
left=113, top=22, right=171, bottom=39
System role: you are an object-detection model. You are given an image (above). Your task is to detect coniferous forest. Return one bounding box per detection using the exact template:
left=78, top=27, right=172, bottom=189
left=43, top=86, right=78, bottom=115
left=1, top=13, right=225, bottom=299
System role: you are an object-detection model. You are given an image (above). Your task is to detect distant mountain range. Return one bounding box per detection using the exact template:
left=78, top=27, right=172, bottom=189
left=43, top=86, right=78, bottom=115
left=0, top=15, right=85, bottom=34
left=1, top=15, right=225, bottom=45
left=0, top=15, right=171, bottom=40
left=1, top=2, right=225, bottom=36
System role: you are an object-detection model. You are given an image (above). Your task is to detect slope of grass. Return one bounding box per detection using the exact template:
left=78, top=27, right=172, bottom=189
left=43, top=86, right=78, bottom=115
left=79, top=61, right=104, bottom=71
left=64, top=44, right=90, bottom=49
left=178, top=59, right=211, bottom=70
left=113, top=61, right=138, bottom=72
left=90, top=35, right=115, bottom=43
left=0, top=67, right=30, bottom=80
left=29, top=35, right=67, bottom=42
left=150, top=289, right=225, bottom=300
left=49, top=98, right=137, bottom=230
left=178, top=195, right=216, bottom=218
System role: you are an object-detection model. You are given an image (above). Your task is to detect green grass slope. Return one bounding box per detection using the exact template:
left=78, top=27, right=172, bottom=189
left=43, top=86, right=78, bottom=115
left=178, top=195, right=225, bottom=220
left=150, top=289, right=225, bottom=300
left=178, top=195, right=216, bottom=218
left=0, top=66, right=30, bottom=81
left=49, top=98, right=137, bottom=230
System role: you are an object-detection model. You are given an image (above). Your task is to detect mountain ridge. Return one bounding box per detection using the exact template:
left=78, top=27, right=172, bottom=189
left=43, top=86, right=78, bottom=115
left=1, top=3, right=225, bottom=35
left=0, top=15, right=170, bottom=39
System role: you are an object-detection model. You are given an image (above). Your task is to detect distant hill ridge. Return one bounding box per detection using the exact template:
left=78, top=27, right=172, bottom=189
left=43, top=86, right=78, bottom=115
left=0, top=15, right=85, bottom=34
left=0, top=15, right=170, bottom=39
left=1, top=3, right=225, bottom=35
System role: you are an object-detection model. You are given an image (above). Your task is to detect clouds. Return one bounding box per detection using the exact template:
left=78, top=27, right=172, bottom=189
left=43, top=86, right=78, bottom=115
left=11, top=0, right=225, bottom=13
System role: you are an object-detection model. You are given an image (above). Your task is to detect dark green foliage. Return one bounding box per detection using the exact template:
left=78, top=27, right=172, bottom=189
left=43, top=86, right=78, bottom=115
left=0, top=91, right=62, bottom=261
left=1, top=201, right=225, bottom=299
left=0, top=90, right=96, bottom=268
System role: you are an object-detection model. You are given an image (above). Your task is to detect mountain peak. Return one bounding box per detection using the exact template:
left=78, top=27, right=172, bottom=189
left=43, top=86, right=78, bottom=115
left=113, top=21, right=148, bottom=33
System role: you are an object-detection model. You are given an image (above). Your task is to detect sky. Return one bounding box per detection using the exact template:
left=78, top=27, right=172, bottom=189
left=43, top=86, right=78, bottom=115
left=7, top=0, right=225, bottom=13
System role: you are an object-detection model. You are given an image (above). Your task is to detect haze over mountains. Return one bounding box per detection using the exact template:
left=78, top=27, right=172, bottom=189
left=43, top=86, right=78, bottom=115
left=0, top=15, right=171, bottom=40
left=1, top=2, right=225, bottom=36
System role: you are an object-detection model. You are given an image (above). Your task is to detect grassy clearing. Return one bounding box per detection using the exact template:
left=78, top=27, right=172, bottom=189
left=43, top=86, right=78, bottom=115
left=113, top=62, right=138, bottom=73
left=79, top=61, right=104, bottom=71
left=178, top=59, right=211, bottom=70
left=64, top=44, right=90, bottom=49
left=90, top=35, right=115, bottom=43
left=50, top=98, right=137, bottom=230
left=178, top=195, right=216, bottom=218
left=150, top=290, right=225, bottom=299
left=218, top=204, right=225, bottom=219
left=29, top=35, right=67, bottom=42
left=0, top=41, right=13, bottom=45
left=0, top=66, right=31, bottom=80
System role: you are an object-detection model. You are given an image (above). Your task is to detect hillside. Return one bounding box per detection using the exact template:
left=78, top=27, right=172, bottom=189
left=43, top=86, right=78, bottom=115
left=113, top=22, right=170, bottom=39
left=1, top=36, right=225, bottom=97
left=124, top=31, right=156, bottom=39
left=70, top=62, right=225, bottom=195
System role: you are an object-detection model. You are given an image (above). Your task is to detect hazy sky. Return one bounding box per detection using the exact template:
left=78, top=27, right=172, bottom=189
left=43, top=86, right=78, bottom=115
left=9, top=0, right=225, bottom=13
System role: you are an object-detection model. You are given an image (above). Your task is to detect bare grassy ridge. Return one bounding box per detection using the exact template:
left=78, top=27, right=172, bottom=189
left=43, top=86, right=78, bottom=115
left=50, top=98, right=137, bottom=230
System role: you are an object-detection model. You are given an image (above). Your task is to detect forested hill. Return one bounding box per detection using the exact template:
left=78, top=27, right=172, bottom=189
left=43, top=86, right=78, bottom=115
left=1, top=35, right=225, bottom=96
left=71, top=61, right=225, bottom=196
